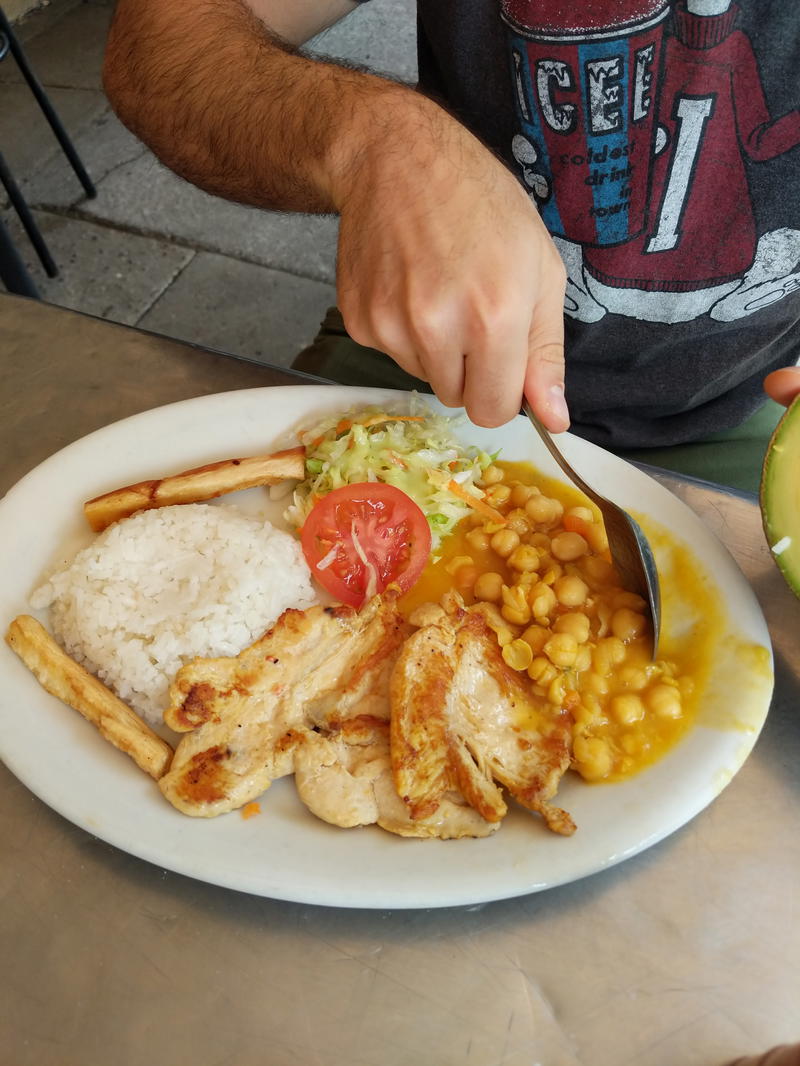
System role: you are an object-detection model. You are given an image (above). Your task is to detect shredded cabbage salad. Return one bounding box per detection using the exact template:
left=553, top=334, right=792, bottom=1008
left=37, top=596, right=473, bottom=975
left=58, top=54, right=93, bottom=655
left=284, top=399, right=500, bottom=550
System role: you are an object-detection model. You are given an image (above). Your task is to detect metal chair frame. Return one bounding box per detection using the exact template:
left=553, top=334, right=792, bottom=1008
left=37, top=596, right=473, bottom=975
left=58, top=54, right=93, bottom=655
left=0, top=6, right=96, bottom=298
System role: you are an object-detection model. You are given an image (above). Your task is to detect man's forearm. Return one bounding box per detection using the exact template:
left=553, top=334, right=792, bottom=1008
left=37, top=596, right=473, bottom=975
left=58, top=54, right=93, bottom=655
left=103, top=0, right=414, bottom=213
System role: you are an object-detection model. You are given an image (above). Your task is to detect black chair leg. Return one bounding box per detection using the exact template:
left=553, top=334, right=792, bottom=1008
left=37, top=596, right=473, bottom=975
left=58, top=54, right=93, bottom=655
left=0, top=7, right=96, bottom=200
left=0, top=213, right=39, bottom=297
left=0, top=149, right=57, bottom=277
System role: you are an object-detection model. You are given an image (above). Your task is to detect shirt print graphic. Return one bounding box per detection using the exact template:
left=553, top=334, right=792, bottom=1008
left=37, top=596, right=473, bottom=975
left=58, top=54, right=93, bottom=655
left=501, top=0, right=800, bottom=324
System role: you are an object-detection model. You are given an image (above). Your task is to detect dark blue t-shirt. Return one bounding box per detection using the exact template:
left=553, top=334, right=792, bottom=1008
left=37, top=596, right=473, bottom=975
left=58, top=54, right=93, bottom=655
left=363, top=1, right=800, bottom=448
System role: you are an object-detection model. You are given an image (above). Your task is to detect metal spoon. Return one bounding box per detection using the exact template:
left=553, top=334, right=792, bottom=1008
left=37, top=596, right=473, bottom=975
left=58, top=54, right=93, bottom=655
left=521, top=401, right=661, bottom=658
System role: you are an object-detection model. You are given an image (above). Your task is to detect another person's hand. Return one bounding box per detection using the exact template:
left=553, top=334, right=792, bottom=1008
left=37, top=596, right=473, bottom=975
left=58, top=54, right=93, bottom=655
left=764, top=366, right=800, bottom=407
left=332, top=93, right=568, bottom=431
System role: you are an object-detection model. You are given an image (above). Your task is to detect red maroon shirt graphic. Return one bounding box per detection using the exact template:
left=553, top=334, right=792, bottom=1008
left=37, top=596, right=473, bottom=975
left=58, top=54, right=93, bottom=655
left=585, top=1, right=800, bottom=292
left=504, top=0, right=800, bottom=323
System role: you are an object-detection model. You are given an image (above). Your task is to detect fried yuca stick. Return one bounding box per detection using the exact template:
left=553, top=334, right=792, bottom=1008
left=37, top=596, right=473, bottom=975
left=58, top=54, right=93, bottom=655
left=6, top=615, right=173, bottom=780
left=84, top=446, right=306, bottom=532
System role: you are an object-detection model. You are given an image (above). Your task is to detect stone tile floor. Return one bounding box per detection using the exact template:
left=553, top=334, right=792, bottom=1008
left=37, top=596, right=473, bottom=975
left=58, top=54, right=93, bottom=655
left=0, top=0, right=416, bottom=367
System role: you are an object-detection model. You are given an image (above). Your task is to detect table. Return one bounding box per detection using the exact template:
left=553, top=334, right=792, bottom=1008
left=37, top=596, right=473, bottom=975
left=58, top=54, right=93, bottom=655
left=1, top=293, right=798, bottom=1066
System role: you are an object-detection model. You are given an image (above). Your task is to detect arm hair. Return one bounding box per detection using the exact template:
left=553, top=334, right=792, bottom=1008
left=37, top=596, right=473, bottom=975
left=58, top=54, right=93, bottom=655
left=103, top=0, right=417, bottom=213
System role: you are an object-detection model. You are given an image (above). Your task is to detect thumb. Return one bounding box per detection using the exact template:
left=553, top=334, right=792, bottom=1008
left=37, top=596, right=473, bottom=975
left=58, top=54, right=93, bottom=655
left=764, top=366, right=800, bottom=407
left=523, top=304, right=568, bottom=433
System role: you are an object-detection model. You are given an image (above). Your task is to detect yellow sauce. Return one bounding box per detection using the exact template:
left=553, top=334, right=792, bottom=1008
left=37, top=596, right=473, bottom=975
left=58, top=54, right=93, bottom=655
left=401, top=460, right=732, bottom=783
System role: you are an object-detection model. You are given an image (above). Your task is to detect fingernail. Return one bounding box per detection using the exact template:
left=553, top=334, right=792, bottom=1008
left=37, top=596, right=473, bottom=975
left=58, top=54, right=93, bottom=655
left=547, top=384, right=570, bottom=430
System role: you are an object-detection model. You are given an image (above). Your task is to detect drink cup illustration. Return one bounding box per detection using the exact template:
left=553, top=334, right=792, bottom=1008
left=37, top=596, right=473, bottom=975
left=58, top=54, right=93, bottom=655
left=502, top=0, right=670, bottom=246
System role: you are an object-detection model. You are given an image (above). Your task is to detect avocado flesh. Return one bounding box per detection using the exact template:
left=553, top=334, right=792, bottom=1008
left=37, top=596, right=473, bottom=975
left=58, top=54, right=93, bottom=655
left=760, top=394, right=800, bottom=598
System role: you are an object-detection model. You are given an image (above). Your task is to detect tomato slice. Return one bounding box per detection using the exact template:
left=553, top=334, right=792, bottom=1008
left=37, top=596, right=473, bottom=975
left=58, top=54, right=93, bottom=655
left=301, top=482, right=432, bottom=607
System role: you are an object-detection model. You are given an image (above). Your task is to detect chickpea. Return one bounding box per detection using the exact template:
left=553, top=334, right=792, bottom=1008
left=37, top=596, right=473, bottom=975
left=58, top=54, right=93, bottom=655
left=551, top=531, right=589, bottom=562
left=547, top=674, right=566, bottom=706
left=528, top=656, right=557, bottom=685
left=481, top=464, right=504, bottom=486
left=566, top=506, right=594, bottom=524
left=621, top=734, right=641, bottom=755
left=490, top=528, right=520, bottom=559
left=592, top=636, right=626, bottom=675
left=474, top=571, right=504, bottom=603
left=505, top=509, right=532, bottom=536
left=520, top=624, right=550, bottom=655
left=554, top=612, right=591, bottom=643
left=465, top=528, right=490, bottom=552
left=539, top=563, right=563, bottom=586
left=510, top=483, right=536, bottom=508
left=611, top=607, right=647, bottom=643
left=594, top=600, right=612, bottom=638
left=530, top=583, right=557, bottom=620
left=502, top=638, right=533, bottom=672
left=554, top=574, right=589, bottom=608
left=572, top=701, right=595, bottom=726
left=515, top=568, right=538, bottom=588
left=574, top=645, right=593, bottom=672
left=501, top=584, right=531, bottom=626
left=543, top=632, right=578, bottom=668
left=573, top=735, right=613, bottom=780
left=525, top=494, right=562, bottom=525
left=485, top=483, right=512, bottom=507
left=583, top=671, right=609, bottom=696
left=647, top=683, right=682, bottom=719
left=617, top=665, right=649, bottom=691
left=613, top=591, right=648, bottom=612
left=508, top=544, right=540, bottom=573
left=445, top=554, right=474, bottom=576
left=611, top=694, right=645, bottom=725
left=581, top=555, right=615, bottom=586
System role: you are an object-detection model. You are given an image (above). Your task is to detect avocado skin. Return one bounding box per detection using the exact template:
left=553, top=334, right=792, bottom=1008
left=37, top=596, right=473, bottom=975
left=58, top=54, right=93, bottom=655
left=760, top=394, right=800, bottom=599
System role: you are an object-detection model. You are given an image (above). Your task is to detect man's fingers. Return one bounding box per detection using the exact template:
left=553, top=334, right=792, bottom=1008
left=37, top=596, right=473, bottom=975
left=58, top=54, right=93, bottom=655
left=764, top=367, right=800, bottom=407
left=458, top=304, right=531, bottom=427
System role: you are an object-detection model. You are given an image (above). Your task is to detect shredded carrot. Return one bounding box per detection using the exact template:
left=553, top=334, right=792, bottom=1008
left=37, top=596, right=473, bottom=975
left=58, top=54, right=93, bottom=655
left=563, top=514, right=593, bottom=538
left=307, top=414, right=425, bottom=451
left=387, top=451, right=408, bottom=468
left=240, top=802, right=261, bottom=820
left=447, top=479, right=507, bottom=524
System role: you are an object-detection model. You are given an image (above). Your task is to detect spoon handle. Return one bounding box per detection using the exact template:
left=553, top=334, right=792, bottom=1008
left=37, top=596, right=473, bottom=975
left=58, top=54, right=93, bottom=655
left=521, top=402, right=603, bottom=505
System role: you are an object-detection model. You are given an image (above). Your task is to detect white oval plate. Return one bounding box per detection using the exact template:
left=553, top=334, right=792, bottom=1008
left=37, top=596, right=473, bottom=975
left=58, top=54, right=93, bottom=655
left=0, top=385, right=774, bottom=908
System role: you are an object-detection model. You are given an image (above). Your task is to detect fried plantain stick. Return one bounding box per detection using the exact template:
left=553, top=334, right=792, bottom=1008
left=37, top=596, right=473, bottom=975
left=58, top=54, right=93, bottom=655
left=84, top=446, right=306, bottom=532
left=6, top=615, right=173, bottom=780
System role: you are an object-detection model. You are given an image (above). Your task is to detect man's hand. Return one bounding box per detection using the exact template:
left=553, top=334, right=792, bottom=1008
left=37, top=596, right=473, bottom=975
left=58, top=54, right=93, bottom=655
left=105, top=0, right=567, bottom=430
left=764, top=367, right=800, bottom=407
left=333, top=94, right=568, bottom=430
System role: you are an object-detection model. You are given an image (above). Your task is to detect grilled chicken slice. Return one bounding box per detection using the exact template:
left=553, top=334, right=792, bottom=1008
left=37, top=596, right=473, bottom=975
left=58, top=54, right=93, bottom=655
left=159, top=594, right=408, bottom=817
left=294, top=715, right=497, bottom=838
left=391, top=603, right=576, bottom=835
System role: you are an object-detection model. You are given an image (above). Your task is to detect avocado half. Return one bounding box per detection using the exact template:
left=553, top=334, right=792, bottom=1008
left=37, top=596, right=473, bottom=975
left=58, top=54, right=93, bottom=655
left=760, top=393, right=800, bottom=598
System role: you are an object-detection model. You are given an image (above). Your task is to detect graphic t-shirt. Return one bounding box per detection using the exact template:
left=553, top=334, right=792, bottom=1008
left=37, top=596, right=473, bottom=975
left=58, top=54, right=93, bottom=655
left=411, top=0, right=800, bottom=448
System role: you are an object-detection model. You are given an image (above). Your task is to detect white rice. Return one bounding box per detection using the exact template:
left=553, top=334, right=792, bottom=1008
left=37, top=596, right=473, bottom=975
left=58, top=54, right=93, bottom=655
left=30, top=504, right=317, bottom=725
